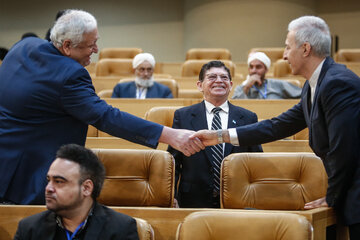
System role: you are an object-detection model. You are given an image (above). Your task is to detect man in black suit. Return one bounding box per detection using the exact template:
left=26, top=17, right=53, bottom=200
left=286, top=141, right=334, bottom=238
left=14, top=144, right=139, bottom=240
left=192, top=16, right=360, bottom=239
left=168, top=61, right=262, bottom=208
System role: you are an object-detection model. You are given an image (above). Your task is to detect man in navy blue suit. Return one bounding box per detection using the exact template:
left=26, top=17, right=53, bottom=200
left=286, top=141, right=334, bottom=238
left=0, top=9, right=203, bottom=205
left=168, top=61, right=262, bottom=208
left=111, top=53, right=173, bottom=98
left=192, top=16, right=360, bottom=239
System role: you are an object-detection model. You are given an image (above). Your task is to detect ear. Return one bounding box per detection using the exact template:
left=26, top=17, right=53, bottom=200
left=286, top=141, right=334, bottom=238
left=62, top=40, right=72, bottom=56
left=303, top=42, right=312, bottom=57
left=81, top=179, right=94, bottom=197
left=196, top=81, right=204, bottom=92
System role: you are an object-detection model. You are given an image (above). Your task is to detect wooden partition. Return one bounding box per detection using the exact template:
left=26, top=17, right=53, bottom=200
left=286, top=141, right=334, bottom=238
left=0, top=205, right=342, bottom=240
left=101, top=98, right=299, bottom=119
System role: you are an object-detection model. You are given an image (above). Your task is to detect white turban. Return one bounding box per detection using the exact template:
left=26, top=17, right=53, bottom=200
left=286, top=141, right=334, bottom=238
left=132, top=53, right=156, bottom=69
left=247, top=52, right=271, bottom=69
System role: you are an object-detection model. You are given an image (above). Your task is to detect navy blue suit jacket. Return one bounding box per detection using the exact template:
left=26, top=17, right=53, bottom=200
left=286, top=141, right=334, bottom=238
left=168, top=101, right=263, bottom=208
left=14, top=202, right=139, bottom=240
left=234, top=57, right=360, bottom=225
left=0, top=37, right=163, bottom=204
left=111, top=81, right=173, bottom=98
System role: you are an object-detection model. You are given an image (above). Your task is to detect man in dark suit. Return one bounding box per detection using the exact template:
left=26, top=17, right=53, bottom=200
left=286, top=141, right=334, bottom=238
left=192, top=16, right=360, bottom=239
left=111, top=53, right=173, bottom=98
left=14, top=144, right=139, bottom=240
left=0, top=9, right=203, bottom=205
left=168, top=61, right=262, bottom=208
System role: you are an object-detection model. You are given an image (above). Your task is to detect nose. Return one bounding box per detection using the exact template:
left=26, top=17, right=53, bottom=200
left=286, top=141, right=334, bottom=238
left=45, top=182, right=54, bottom=193
left=249, top=66, right=256, bottom=74
left=283, top=50, right=288, bottom=60
left=93, top=44, right=98, bottom=54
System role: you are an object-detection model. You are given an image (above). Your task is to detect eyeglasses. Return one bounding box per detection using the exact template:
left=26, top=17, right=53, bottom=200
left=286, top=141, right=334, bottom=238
left=205, top=74, right=230, bottom=82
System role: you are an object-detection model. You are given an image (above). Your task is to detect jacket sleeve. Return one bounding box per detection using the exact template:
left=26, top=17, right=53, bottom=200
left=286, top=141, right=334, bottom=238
left=61, top=69, right=163, bottom=148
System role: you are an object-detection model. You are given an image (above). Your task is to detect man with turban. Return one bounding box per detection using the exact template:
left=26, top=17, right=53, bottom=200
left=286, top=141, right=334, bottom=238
left=232, top=52, right=301, bottom=99
left=111, top=53, right=173, bottom=98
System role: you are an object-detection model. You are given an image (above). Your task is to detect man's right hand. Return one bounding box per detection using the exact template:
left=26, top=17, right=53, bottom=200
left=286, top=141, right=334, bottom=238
left=242, top=74, right=263, bottom=94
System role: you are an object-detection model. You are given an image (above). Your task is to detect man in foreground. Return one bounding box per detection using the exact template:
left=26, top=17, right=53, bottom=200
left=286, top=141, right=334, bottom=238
left=14, top=144, right=139, bottom=240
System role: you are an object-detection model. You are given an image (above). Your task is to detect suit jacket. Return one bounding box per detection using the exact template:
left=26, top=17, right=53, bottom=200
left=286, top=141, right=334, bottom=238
left=14, top=202, right=139, bottom=240
left=111, top=81, right=173, bottom=98
left=168, top=101, right=263, bottom=208
left=235, top=57, right=360, bottom=225
left=0, top=37, right=163, bottom=205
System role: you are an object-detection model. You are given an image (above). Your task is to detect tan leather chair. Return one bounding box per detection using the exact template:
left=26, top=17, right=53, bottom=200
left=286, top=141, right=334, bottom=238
left=221, top=152, right=327, bottom=210
left=134, top=217, right=155, bottom=240
left=176, top=211, right=313, bottom=240
left=144, top=106, right=182, bottom=127
left=181, top=59, right=235, bottom=78
left=87, top=125, right=98, bottom=137
left=99, top=47, right=143, bottom=60
left=273, top=59, right=306, bottom=86
left=93, top=149, right=175, bottom=207
left=249, top=47, right=285, bottom=63
left=186, top=48, right=231, bottom=60
left=334, top=49, right=360, bottom=62
left=118, top=78, right=179, bottom=98
left=95, top=59, right=134, bottom=77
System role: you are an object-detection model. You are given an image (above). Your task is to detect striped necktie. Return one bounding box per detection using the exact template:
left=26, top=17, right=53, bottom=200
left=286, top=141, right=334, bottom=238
left=210, top=107, right=223, bottom=193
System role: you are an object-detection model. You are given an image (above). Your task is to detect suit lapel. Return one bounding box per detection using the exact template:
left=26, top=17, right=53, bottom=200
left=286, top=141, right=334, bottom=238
left=130, top=82, right=137, bottom=98
left=37, top=211, right=57, bottom=239
left=83, top=203, right=106, bottom=240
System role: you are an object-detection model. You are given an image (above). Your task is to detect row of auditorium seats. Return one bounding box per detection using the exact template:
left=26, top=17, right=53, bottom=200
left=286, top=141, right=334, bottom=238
left=0, top=206, right=318, bottom=240
left=0, top=150, right=347, bottom=240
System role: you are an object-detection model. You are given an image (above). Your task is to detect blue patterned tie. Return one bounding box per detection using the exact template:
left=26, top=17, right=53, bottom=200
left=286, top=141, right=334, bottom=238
left=210, top=107, right=223, bottom=193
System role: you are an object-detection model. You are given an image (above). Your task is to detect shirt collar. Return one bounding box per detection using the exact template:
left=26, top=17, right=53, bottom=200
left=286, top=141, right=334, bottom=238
left=308, top=59, right=325, bottom=89
left=55, top=203, right=94, bottom=232
left=204, top=100, right=229, bottom=114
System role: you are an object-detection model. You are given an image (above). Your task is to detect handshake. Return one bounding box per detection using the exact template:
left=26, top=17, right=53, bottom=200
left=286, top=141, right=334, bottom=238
left=160, top=127, right=230, bottom=157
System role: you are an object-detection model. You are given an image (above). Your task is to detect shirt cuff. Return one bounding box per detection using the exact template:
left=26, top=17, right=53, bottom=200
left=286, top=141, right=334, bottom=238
left=228, top=128, right=239, bottom=146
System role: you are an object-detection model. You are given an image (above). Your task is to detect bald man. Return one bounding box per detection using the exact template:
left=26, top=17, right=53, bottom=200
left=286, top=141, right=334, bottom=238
left=111, top=53, right=173, bottom=98
left=232, top=52, right=301, bottom=99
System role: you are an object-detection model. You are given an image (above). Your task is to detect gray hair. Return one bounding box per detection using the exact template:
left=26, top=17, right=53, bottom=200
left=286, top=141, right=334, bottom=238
left=288, top=16, right=331, bottom=57
left=50, top=9, right=97, bottom=48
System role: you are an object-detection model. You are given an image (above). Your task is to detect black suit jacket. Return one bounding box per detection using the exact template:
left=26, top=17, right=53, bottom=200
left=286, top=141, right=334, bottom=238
left=14, top=202, right=139, bottom=240
left=235, top=57, right=360, bottom=225
left=168, top=101, right=263, bottom=208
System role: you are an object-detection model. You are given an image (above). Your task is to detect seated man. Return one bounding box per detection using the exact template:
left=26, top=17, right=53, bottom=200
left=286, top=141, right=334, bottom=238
left=14, top=144, right=139, bottom=240
left=232, top=52, right=302, bottom=99
left=168, top=61, right=262, bottom=208
left=111, top=53, right=173, bottom=98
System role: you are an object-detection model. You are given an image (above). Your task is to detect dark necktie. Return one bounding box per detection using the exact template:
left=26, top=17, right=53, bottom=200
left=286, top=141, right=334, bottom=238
left=210, top=107, right=224, bottom=193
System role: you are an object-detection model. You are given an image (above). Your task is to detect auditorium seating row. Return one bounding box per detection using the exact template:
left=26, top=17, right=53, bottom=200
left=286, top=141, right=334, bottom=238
left=0, top=150, right=348, bottom=240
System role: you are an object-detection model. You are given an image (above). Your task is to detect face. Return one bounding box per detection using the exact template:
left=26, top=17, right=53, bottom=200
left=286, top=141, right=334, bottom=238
left=45, top=158, right=86, bottom=214
left=248, top=59, right=267, bottom=81
left=197, top=67, right=232, bottom=104
left=64, top=29, right=99, bottom=67
left=134, top=61, right=154, bottom=80
left=283, top=30, right=305, bottom=75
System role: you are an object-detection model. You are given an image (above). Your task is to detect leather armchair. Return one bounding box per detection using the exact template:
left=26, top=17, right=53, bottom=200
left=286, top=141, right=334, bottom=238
left=176, top=211, right=312, bottom=240
left=186, top=48, right=231, bottom=60
left=99, top=47, right=143, bottom=60
left=93, top=149, right=175, bottom=207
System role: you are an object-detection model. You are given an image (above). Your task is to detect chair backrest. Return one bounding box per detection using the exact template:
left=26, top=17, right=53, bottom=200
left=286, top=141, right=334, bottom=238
left=176, top=211, right=313, bottom=240
left=273, top=59, right=292, bottom=77
left=87, top=125, right=98, bottom=137
left=186, top=48, right=231, bottom=60
left=181, top=59, right=235, bottom=77
left=249, top=47, right=284, bottom=63
left=334, top=49, right=360, bottom=62
left=99, top=47, right=143, bottom=60
left=134, top=217, right=155, bottom=240
left=93, top=149, right=175, bottom=207
left=95, top=59, right=134, bottom=77
left=119, top=78, right=179, bottom=98
left=144, top=106, right=182, bottom=127
left=221, top=152, right=327, bottom=210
